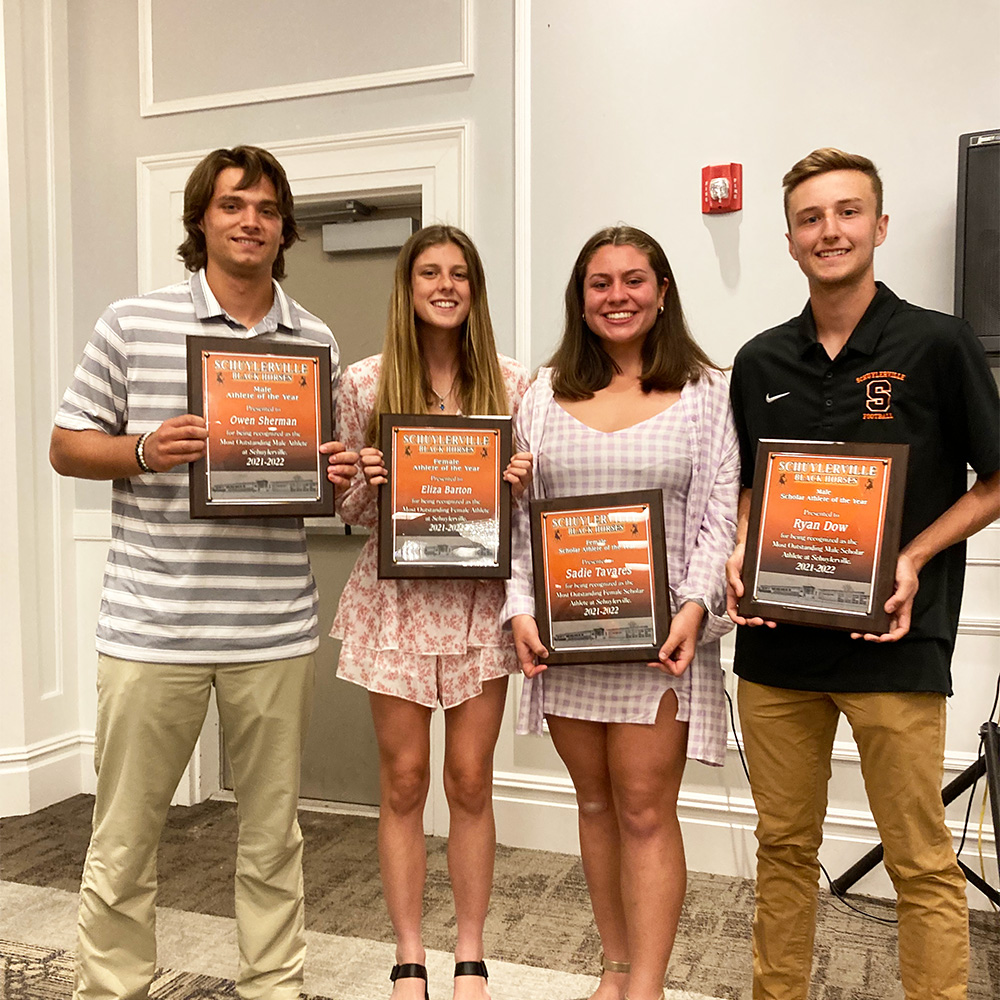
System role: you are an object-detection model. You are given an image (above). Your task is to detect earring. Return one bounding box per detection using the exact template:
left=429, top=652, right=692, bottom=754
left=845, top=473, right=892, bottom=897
left=658, top=305, right=664, bottom=315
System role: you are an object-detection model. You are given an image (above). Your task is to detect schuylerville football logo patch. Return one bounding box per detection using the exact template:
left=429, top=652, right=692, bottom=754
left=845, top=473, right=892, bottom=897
left=856, top=370, right=906, bottom=420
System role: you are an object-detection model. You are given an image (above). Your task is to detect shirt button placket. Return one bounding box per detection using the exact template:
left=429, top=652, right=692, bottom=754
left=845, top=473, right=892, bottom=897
left=818, top=364, right=835, bottom=431
left=823, top=365, right=835, bottom=410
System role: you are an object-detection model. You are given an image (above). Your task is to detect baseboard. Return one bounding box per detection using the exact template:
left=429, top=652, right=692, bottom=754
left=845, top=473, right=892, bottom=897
left=6, top=737, right=995, bottom=910
left=0, top=732, right=95, bottom=817
left=491, top=770, right=998, bottom=910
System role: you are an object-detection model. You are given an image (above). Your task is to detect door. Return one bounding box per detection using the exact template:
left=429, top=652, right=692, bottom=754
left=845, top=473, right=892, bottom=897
left=225, top=197, right=417, bottom=806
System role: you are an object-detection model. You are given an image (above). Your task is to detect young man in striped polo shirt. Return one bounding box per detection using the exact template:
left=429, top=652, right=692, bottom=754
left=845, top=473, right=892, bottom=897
left=50, top=145, right=358, bottom=1000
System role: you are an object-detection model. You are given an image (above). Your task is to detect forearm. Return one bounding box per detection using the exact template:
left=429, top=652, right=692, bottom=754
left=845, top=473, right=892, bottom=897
left=333, top=365, right=379, bottom=525
left=501, top=502, right=536, bottom=622
left=902, top=470, right=1000, bottom=573
left=49, top=427, right=141, bottom=480
left=337, top=478, right=379, bottom=527
left=679, top=469, right=739, bottom=612
left=735, top=487, right=753, bottom=546
left=725, top=487, right=759, bottom=625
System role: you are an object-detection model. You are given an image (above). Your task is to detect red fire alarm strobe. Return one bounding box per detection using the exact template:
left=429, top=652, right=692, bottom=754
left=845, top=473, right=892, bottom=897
left=702, top=163, right=743, bottom=214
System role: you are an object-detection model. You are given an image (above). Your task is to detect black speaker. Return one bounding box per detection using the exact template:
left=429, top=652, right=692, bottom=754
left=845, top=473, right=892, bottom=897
left=955, top=130, right=999, bottom=364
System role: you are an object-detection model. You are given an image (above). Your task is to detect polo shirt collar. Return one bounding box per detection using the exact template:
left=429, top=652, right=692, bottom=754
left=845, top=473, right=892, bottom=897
left=795, top=281, right=901, bottom=359
left=190, top=268, right=303, bottom=334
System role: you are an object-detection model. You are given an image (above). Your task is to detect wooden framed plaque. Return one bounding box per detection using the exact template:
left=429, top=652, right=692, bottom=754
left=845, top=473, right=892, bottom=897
left=378, top=414, right=512, bottom=578
left=186, top=336, right=335, bottom=518
left=739, top=440, right=909, bottom=631
left=530, top=490, right=671, bottom=665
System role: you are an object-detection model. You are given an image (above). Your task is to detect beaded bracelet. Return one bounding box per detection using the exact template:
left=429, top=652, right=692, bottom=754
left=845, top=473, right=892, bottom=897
left=135, top=431, right=155, bottom=474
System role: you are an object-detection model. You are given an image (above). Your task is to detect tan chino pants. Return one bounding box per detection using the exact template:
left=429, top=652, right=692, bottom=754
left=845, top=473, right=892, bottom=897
left=738, top=680, right=969, bottom=1000
left=75, top=653, right=315, bottom=1000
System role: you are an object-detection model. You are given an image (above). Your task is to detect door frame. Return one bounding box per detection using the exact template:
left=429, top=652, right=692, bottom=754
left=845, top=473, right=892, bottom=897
left=138, top=122, right=469, bottom=836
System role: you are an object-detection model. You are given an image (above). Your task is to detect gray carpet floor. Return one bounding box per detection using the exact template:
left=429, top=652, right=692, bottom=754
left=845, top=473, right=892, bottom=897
left=2, top=794, right=998, bottom=998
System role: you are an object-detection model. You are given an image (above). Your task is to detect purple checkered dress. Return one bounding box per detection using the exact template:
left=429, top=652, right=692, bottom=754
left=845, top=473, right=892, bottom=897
left=501, top=366, right=739, bottom=765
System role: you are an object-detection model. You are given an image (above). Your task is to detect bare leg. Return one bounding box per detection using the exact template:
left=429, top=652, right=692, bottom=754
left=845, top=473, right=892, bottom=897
left=547, top=715, right=629, bottom=1000
left=370, top=693, right=434, bottom=1000
left=606, top=692, right=688, bottom=1000
left=443, top=676, right=509, bottom=1000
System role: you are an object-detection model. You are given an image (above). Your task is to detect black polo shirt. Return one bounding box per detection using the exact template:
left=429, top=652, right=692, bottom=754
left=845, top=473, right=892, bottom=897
left=730, top=283, right=999, bottom=694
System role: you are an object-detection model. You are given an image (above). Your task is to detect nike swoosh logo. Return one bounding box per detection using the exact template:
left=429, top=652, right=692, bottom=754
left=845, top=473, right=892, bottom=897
left=765, top=392, right=791, bottom=403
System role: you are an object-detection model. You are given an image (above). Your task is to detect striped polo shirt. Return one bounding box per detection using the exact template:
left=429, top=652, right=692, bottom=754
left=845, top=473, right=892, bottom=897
left=55, top=270, right=340, bottom=664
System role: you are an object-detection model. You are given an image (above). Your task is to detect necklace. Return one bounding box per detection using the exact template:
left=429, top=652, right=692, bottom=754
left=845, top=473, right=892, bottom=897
left=430, top=377, right=456, bottom=411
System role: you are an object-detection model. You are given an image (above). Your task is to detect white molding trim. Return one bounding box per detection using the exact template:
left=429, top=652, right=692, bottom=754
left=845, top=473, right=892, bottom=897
left=65, top=504, right=1000, bottom=628
left=137, top=0, right=474, bottom=118
left=722, top=736, right=985, bottom=775
left=41, top=0, right=70, bottom=699
left=0, top=731, right=95, bottom=818
left=957, top=618, right=1000, bottom=636
left=137, top=122, right=470, bottom=294
left=71, top=501, right=1000, bottom=636
left=493, top=769, right=578, bottom=809
left=0, top=730, right=92, bottom=767
left=513, top=0, right=531, bottom=367
left=73, top=509, right=112, bottom=541
left=491, top=771, right=995, bottom=860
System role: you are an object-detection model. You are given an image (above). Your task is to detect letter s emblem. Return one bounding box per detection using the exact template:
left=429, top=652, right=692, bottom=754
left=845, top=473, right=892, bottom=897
left=865, top=379, right=892, bottom=413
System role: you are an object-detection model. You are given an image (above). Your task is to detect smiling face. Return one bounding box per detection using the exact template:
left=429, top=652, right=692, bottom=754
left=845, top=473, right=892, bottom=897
left=785, top=169, right=888, bottom=290
left=582, top=243, right=668, bottom=352
left=411, top=242, right=472, bottom=335
left=199, top=166, right=284, bottom=281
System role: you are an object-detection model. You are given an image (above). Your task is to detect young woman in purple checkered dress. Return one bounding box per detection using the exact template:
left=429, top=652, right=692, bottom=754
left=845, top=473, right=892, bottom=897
left=502, top=226, right=739, bottom=1000
left=332, top=225, right=532, bottom=1000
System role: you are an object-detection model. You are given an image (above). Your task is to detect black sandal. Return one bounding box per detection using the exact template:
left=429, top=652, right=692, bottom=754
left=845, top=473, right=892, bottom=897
left=390, top=962, right=429, bottom=999
left=454, top=959, right=489, bottom=982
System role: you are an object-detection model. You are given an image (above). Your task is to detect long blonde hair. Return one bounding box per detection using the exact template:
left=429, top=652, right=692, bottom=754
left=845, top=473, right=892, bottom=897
left=365, top=225, right=510, bottom=444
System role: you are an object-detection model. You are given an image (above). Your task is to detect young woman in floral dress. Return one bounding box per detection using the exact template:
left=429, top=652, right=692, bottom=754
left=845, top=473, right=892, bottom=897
left=332, top=225, right=531, bottom=1000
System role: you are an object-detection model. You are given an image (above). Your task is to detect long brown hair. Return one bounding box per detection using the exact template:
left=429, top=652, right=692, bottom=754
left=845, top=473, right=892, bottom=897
left=365, top=225, right=510, bottom=444
left=549, top=225, right=721, bottom=400
left=177, top=145, right=299, bottom=280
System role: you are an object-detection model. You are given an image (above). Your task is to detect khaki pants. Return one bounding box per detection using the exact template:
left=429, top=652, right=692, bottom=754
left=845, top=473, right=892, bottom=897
left=75, top=653, right=315, bottom=1000
left=737, top=679, right=969, bottom=1000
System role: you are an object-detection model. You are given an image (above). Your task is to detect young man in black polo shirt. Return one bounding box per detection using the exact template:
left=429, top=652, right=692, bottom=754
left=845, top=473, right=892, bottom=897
left=726, top=147, right=999, bottom=1000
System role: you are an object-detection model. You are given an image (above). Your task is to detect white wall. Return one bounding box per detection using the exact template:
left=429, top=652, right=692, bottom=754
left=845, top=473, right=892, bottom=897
left=524, top=0, right=1000, bottom=371
left=497, top=0, right=1000, bottom=906
left=1, top=0, right=996, bottom=906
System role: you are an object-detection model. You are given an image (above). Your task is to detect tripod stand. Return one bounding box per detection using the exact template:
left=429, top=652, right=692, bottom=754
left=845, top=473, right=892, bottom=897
left=832, top=721, right=1000, bottom=905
